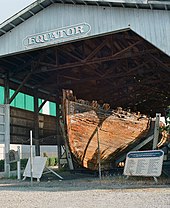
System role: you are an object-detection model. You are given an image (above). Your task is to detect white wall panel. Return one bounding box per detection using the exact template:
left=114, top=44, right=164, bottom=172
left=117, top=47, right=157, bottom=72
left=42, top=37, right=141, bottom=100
left=0, top=4, right=170, bottom=57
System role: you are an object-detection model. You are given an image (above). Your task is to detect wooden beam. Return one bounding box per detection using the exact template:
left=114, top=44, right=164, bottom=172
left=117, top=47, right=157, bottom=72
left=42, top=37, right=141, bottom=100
left=34, top=89, right=40, bottom=156
left=58, top=48, right=82, bottom=61
left=1, top=59, right=19, bottom=67
left=38, top=90, right=55, bottom=112
left=38, top=99, right=47, bottom=112
left=91, top=59, right=151, bottom=87
left=4, top=72, right=10, bottom=104
left=55, top=48, right=59, bottom=66
left=9, top=72, right=32, bottom=104
left=149, top=53, right=170, bottom=72
left=3, top=78, right=57, bottom=103
left=56, top=92, right=62, bottom=169
left=35, top=43, right=160, bottom=75
left=58, top=58, right=151, bottom=88
left=12, top=51, right=47, bottom=76
left=85, top=39, right=107, bottom=60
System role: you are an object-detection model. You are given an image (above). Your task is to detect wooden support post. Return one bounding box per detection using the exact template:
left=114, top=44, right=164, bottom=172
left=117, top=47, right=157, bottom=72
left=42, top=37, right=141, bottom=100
left=4, top=72, right=10, bottom=104
left=4, top=72, right=10, bottom=177
left=58, top=144, right=62, bottom=169
left=59, top=121, right=74, bottom=170
left=152, top=113, right=161, bottom=150
left=30, top=130, right=33, bottom=187
left=34, top=90, right=40, bottom=156
left=56, top=94, right=61, bottom=169
left=55, top=48, right=59, bottom=66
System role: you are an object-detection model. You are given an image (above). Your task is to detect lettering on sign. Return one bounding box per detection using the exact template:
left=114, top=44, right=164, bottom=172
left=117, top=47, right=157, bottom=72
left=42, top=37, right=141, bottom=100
left=23, top=23, right=91, bottom=47
left=123, top=150, right=164, bottom=177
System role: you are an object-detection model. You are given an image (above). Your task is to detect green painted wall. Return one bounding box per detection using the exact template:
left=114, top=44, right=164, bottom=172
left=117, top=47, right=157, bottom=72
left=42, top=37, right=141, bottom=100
left=0, top=86, right=4, bottom=104
left=25, top=94, right=34, bottom=111
left=0, top=86, right=56, bottom=116
left=10, top=89, right=34, bottom=111
left=49, top=102, right=56, bottom=116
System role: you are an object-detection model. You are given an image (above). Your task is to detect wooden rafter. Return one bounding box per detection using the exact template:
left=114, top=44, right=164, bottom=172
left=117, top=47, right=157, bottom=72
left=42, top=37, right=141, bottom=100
left=148, top=53, right=170, bottom=72
left=0, top=29, right=169, bottom=116
left=85, top=39, right=107, bottom=60
left=9, top=72, right=32, bottom=104
left=34, top=40, right=144, bottom=74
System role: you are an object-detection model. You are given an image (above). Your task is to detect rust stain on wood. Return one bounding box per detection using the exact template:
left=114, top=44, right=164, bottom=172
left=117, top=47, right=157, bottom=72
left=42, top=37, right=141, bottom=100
left=63, top=90, right=150, bottom=170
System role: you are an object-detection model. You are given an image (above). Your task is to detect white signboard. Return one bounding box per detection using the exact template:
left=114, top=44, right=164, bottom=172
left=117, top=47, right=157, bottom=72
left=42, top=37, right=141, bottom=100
left=23, top=156, right=47, bottom=179
left=124, top=150, right=164, bottom=177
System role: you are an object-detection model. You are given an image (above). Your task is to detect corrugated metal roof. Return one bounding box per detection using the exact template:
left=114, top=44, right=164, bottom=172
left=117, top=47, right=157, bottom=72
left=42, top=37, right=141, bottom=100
left=0, top=0, right=170, bottom=37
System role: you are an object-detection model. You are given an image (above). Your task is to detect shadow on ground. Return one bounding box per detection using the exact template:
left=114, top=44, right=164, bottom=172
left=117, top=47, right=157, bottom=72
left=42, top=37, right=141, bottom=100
left=0, top=170, right=170, bottom=192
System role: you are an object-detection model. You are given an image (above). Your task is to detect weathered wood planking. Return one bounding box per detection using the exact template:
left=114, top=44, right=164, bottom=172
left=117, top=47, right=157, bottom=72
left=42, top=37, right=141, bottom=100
left=10, top=107, right=60, bottom=145
left=63, top=90, right=151, bottom=171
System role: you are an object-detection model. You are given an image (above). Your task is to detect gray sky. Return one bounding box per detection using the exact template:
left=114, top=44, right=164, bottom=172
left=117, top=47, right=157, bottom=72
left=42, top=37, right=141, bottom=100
left=0, top=0, right=36, bottom=24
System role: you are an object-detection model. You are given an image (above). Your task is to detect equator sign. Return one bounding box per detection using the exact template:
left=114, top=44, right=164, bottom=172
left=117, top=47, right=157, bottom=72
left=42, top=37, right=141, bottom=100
left=23, top=23, right=91, bottom=47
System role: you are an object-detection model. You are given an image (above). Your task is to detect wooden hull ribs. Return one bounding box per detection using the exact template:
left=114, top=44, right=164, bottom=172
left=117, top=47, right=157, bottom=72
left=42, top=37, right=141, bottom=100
left=62, top=90, right=150, bottom=171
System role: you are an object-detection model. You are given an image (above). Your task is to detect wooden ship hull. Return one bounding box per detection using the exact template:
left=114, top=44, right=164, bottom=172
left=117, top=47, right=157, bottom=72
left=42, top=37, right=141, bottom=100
left=63, top=90, right=150, bottom=171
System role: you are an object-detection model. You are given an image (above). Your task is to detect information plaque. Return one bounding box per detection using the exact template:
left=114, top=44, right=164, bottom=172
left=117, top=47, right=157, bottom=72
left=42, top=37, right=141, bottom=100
left=6, top=150, right=19, bottom=164
left=124, top=150, right=164, bottom=177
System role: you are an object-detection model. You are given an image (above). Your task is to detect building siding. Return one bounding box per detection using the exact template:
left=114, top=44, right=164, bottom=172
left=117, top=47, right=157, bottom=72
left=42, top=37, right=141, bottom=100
left=0, top=4, right=170, bottom=57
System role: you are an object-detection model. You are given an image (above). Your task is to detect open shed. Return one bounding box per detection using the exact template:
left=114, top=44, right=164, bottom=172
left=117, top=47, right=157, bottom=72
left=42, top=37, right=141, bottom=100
left=0, top=0, right=170, bottom=159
